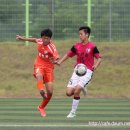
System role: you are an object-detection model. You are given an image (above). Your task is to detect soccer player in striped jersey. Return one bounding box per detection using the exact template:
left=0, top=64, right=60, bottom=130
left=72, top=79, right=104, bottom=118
left=16, top=29, right=59, bottom=117
left=56, top=26, right=102, bottom=118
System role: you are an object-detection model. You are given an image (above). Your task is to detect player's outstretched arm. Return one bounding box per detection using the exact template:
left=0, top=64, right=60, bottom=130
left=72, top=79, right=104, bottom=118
left=56, top=54, right=69, bottom=66
left=16, top=35, right=36, bottom=43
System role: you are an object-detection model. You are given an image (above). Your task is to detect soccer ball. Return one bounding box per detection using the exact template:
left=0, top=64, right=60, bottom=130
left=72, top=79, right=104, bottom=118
left=75, top=63, right=87, bottom=76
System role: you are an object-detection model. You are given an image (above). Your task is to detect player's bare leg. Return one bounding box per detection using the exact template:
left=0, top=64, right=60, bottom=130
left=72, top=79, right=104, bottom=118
left=36, top=74, right=46, bottom=98
left=38, top=82, right=53, bottom=117
left=66, top=87, right=74, bottom=97
left=36, top=74, right=47, bottom=117
left=67, top=86, right=81, bottom=118
left=41, top=82, right=53, bottom=108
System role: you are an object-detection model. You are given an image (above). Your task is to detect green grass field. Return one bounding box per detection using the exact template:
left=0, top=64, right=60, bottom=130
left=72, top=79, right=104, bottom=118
left=0, top=98, right=130, bottom=130
left=0, top=41, right=130, bottom=130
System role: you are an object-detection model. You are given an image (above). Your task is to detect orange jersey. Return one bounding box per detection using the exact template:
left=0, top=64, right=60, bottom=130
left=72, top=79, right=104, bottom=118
left=34, top=38, right=59, bottom=69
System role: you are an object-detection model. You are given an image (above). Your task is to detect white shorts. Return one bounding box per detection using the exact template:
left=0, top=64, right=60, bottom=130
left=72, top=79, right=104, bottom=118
left=67, top=69, right=93, bottom=88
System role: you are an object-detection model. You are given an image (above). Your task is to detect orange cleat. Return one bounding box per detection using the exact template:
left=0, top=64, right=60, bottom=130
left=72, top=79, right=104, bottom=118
left=37, top=106, right=46, bottom=117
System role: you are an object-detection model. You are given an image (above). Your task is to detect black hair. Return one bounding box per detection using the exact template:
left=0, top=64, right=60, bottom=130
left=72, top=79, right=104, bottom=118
left=41, top=28, right=52, bottom=38
left=79, top=26, right=91, bottom=37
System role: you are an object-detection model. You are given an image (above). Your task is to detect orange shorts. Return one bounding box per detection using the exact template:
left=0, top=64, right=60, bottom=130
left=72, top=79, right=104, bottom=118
left=33, top=65, right=54, bottom=83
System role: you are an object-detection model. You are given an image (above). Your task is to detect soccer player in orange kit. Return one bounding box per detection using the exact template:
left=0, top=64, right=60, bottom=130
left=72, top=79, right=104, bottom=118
left=16, top=29, right=59, bottom=117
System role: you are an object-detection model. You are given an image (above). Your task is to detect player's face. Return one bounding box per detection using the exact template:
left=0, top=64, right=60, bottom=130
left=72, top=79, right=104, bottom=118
left=79, top=30, right=88, bottom=42
left=41, top=36, right=51, bottom=45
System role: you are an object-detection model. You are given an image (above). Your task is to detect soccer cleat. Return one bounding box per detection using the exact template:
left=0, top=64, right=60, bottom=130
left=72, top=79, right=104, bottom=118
left=82, top=87, right=87, bottom=96
left=37, top=106, right=46, bottom=117
left=67, top=111, right=76, bottom=118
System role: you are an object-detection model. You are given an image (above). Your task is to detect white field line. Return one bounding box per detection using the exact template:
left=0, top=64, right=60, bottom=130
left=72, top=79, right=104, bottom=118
left=0, top=124, right=129, bottom=127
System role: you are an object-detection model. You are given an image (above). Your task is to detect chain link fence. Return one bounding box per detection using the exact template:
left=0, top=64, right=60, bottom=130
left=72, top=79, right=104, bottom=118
left=0, top=0, right=130, bottom=42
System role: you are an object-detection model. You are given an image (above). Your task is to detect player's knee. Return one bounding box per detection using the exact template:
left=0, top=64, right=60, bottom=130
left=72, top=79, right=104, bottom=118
left=66, top=92, right=73, bottom=97
left=47, top=91, right=53, bottom=96
left=46, top=88, right=53, bottom=96
left=36, top=74, right=43, bottom=80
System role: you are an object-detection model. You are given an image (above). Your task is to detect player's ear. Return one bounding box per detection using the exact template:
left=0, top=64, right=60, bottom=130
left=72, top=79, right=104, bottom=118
left=86, top=33, right=90, bottom=37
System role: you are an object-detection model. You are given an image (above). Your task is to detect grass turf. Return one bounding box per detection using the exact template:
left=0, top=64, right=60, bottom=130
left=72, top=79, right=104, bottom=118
left=0, top=98, right=130, bottom=130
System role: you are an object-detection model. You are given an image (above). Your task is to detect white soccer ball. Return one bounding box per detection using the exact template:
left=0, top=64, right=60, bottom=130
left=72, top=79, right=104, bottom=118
left=75, top=63, right=87, bottom=76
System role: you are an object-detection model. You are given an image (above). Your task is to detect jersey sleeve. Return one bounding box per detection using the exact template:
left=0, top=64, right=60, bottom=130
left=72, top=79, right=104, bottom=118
left=35, top=38, right=43, bottom=44
left=51, top=43, right=59, bottom=60
left=67, top=45, right=76, bottom=57
left=53, top=49, right=59, bottom=60
left=93, top=46, right=101, bottom=59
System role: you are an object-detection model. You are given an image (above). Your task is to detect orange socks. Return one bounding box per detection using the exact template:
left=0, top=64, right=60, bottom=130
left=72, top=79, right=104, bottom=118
left=37, top=80, right=44, bottom=90
left=39, top=94, right=52, bottom=108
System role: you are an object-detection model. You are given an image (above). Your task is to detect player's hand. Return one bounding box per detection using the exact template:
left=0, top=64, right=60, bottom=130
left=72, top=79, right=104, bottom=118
left=16, top=35, right=24, bottom=40
left=52, top=59, right=61, bottom=66
left=50, top=57, right=58, bottom=64
left=53, top=60, right=59, bottom=64
left=55, top=61, right=61, bottom=66
left=92, top=65, right=97, bottom=71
